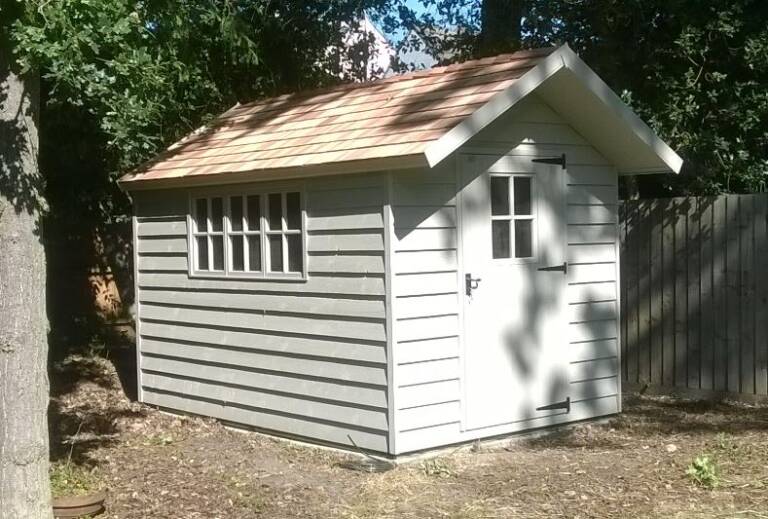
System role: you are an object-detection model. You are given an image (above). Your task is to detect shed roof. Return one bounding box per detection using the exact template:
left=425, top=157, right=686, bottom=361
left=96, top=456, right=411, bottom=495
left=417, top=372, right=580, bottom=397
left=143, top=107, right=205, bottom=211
left=120, top=45, right=681, bottom=190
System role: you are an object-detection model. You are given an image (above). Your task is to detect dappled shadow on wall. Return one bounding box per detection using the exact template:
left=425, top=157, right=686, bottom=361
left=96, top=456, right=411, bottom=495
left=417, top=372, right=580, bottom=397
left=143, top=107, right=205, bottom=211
left=390, top=137, right=618, bottom=430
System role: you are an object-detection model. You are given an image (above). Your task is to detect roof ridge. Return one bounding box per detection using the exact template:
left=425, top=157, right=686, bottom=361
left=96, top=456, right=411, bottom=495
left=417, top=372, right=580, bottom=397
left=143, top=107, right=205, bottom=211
left=234, top=46, right=558, bottom=110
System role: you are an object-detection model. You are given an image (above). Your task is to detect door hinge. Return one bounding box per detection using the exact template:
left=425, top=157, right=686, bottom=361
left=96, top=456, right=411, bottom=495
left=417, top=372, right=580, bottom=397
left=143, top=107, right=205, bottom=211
left=532, top=154, right=566, bottom=169
left=537, top=261, right=568, bottom=274
left=536, top=397, right=571, bottom=413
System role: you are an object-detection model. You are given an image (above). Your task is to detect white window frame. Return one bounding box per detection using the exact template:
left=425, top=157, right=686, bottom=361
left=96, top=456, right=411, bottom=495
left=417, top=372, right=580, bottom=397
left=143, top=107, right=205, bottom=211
left=187, top=185, right=307, bottom=281
left=489, top=173, right=538, bottom=263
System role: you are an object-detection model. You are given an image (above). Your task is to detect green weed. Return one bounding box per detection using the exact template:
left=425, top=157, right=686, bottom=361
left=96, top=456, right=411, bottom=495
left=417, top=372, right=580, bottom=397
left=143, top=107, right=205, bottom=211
left=144, top=433, right=175, bottom=446
left=421, top=458, right=455, bottom=478
left=50, top=462, right=101, bottom=498
left=686, top=455, right=720, bottom=488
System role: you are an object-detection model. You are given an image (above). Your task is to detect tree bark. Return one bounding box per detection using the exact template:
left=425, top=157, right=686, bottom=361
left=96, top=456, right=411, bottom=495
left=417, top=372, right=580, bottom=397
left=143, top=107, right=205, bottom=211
left=0, top=45, right=52, bottom=518
left=480, top=0, right=523, bottom=56
left=624, top=175, right=640, bottom=200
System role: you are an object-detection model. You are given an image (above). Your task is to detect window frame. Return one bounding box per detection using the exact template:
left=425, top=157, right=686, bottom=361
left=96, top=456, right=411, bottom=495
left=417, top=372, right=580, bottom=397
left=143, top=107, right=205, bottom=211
left=186, top=184, right=308, bottom=281
left=489, top=172, right=538, bottom=264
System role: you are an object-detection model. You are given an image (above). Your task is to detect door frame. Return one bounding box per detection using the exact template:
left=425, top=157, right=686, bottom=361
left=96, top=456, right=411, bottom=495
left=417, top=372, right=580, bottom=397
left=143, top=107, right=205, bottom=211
left=455, top=151, right=569, bottom=432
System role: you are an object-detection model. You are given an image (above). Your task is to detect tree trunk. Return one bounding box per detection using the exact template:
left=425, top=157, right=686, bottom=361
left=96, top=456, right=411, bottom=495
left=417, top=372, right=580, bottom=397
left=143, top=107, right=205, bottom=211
left=0, top=46, right=52, bottom=518
left=480, top=0, right=523, bottom=56
left=623, top=175, right=640, bottom=200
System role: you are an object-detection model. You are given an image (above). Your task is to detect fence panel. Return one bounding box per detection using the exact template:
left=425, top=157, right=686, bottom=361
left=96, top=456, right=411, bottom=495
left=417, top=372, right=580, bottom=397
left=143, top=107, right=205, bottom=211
left=620, top=194, right=768, bottom=398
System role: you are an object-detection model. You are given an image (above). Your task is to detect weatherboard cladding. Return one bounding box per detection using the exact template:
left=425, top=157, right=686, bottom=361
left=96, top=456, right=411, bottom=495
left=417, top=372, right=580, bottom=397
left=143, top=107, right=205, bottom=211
left=133, top=173, right=392, bottom=452
left=132, top=95, right=622, bottom=454
left=121, top=48, right=556, bottom=185
left=390, top=95, right=621, bottom=453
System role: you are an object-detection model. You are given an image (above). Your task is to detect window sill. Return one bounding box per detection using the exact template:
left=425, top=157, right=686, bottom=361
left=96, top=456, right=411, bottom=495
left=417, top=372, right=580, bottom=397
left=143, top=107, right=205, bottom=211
left=188, top=271, right=308, bottom=282
left=491, top=257, right=538, bottom=266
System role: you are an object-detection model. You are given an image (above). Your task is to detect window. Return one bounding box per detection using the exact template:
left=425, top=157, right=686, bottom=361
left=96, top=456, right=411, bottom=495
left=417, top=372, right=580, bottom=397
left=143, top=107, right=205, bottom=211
left=190, top=190, right=304, bottom=278
left=490, top=175, right=535, bottom=259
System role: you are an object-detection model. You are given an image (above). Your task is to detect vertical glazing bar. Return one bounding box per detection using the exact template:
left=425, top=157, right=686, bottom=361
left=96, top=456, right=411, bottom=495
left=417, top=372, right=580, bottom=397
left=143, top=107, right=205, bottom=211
left=282, top=192, right=288, bottom=273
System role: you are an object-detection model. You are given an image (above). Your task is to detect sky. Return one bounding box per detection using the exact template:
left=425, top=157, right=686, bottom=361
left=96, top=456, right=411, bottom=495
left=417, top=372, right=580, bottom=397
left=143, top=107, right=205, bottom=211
left=377, top=0, right=434, bottom=41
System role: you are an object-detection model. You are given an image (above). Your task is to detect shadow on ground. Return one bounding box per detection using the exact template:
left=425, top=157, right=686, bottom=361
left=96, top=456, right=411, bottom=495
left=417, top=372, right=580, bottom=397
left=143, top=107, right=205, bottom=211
left=43, top=357, right=768, bottom=519
left=48, top=336, right=143, bottom=466
left=524, top=393, right=768, bottom=451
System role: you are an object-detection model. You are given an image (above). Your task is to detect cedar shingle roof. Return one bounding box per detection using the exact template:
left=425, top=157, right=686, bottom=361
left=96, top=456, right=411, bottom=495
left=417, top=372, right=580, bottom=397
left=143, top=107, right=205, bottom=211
left=120, top=47, right=557, bottom=187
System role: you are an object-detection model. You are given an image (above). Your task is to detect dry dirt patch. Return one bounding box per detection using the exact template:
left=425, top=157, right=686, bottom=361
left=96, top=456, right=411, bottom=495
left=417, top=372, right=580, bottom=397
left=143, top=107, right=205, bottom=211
left=51, top=355, right=768, bottom=518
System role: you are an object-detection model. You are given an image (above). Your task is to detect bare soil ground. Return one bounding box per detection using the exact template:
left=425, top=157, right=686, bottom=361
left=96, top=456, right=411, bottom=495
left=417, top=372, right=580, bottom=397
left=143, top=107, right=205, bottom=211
left=50, top=355, right=768, bottom=518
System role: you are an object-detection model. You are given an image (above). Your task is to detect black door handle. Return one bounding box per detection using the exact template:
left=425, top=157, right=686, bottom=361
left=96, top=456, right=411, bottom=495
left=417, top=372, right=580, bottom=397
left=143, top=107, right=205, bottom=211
left=465, top=273, right=482, bottom=296
left=537, top=262, right=568, bottom=274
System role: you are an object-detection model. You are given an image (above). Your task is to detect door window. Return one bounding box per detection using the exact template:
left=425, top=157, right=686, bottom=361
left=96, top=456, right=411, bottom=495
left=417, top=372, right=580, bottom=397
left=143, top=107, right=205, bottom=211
left=490, top=174, right=535, bottom=259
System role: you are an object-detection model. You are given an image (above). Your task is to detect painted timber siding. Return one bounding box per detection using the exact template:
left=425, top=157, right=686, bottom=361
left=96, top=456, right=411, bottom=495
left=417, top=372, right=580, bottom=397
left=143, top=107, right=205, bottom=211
left=389, top=162, right=463, bottom=449
left=392, top=95, right=621, bottom=453
left=564, top=162, right=621, bottom=414
left=132, top=173, right=391, bottom=452
left=468, top=95, right=621, bottom=422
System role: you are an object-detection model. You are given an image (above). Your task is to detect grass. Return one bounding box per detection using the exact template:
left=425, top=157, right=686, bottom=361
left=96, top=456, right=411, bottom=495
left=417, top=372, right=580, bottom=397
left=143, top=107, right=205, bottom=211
left=223, top=474, right=267, bottom=512
left=50, top=414, right=103, bottom=499
left=50, top=462, right=102, bottom=498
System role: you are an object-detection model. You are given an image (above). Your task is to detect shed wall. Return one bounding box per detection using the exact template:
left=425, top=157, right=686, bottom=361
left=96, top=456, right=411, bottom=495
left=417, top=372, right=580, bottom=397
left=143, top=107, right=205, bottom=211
left=390, top=94, right=621, bottom=453
left=133, top=173, right=391, bottom=452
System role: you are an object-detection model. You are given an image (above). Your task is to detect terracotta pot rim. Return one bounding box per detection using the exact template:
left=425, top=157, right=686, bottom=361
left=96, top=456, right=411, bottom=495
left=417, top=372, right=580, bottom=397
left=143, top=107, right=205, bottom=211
left=52, top=489, right=107, bottom=508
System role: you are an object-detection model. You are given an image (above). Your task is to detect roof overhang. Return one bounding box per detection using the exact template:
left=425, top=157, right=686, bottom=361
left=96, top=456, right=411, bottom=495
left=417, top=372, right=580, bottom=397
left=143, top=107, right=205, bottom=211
left=119, top=153, right=427, bottom=191
left=425, top=44, right=683, bottom=175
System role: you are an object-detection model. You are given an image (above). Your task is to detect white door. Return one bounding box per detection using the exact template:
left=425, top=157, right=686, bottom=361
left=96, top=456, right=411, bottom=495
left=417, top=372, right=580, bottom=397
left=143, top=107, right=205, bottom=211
left=460, top=154, right=570, bottom=431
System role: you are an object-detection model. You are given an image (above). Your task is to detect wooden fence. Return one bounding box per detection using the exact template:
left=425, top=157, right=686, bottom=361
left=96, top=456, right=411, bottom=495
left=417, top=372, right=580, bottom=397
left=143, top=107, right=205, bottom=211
left=620, top=194, right=768, bottom=397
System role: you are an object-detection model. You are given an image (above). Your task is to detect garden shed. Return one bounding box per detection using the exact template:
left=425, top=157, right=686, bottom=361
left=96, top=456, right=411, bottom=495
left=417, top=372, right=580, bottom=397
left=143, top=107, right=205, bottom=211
left=120, top=44, right=682, bottom=455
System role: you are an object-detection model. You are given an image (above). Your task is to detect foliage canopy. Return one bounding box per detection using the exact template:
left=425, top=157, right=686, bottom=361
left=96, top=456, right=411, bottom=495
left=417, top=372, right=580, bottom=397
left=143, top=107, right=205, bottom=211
left=6, top=0, right=767, bottom=195
left=2, top=0, right=394, bottom=342
left=385, top=0, right=768, bottom=195
left=9, top=0, right=393, bottom=174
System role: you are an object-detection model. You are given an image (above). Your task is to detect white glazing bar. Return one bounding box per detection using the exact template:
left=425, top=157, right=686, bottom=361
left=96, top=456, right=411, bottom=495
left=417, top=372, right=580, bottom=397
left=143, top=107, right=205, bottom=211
left=282, top=192, right=289, bottom=273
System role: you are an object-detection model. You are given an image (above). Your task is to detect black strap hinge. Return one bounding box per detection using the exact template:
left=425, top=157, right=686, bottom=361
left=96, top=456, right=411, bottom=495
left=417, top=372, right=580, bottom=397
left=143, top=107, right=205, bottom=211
left=536, top=397, right=571, bottom=413
left=537, top=261, right=568, bottom=274
left=532, top=153, right=566, bottom=169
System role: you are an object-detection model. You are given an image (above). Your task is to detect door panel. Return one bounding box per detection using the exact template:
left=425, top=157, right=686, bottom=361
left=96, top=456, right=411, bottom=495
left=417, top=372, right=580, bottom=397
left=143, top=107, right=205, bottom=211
left=460, top=154, right=570, bottom=431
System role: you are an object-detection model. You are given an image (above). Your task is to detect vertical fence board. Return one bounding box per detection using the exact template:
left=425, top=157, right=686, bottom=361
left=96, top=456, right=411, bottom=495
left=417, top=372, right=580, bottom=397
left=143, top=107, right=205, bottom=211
left=740, top=195, right=755, bottom=394
left=626, top=201, right=639, bottom=384
left=619, top=202, right=628, bottom=381
left=755, top=195, right=768, bottom=395
left=699, top=197, right=715, bottom=390
left=660, top=198, right=676, bottom=386
left=687, top=198, right=701, bottom=389
left=712, top=196, right=728, bottom=391
left=620, top=193, right=768, bottom=398
left=725, top=195, right=741, bottom=393
left=649, top=200, right=663, bottom=384
left=638, top=201, right=652, bottom=383
left=674, top=199, right=688, bottom=387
